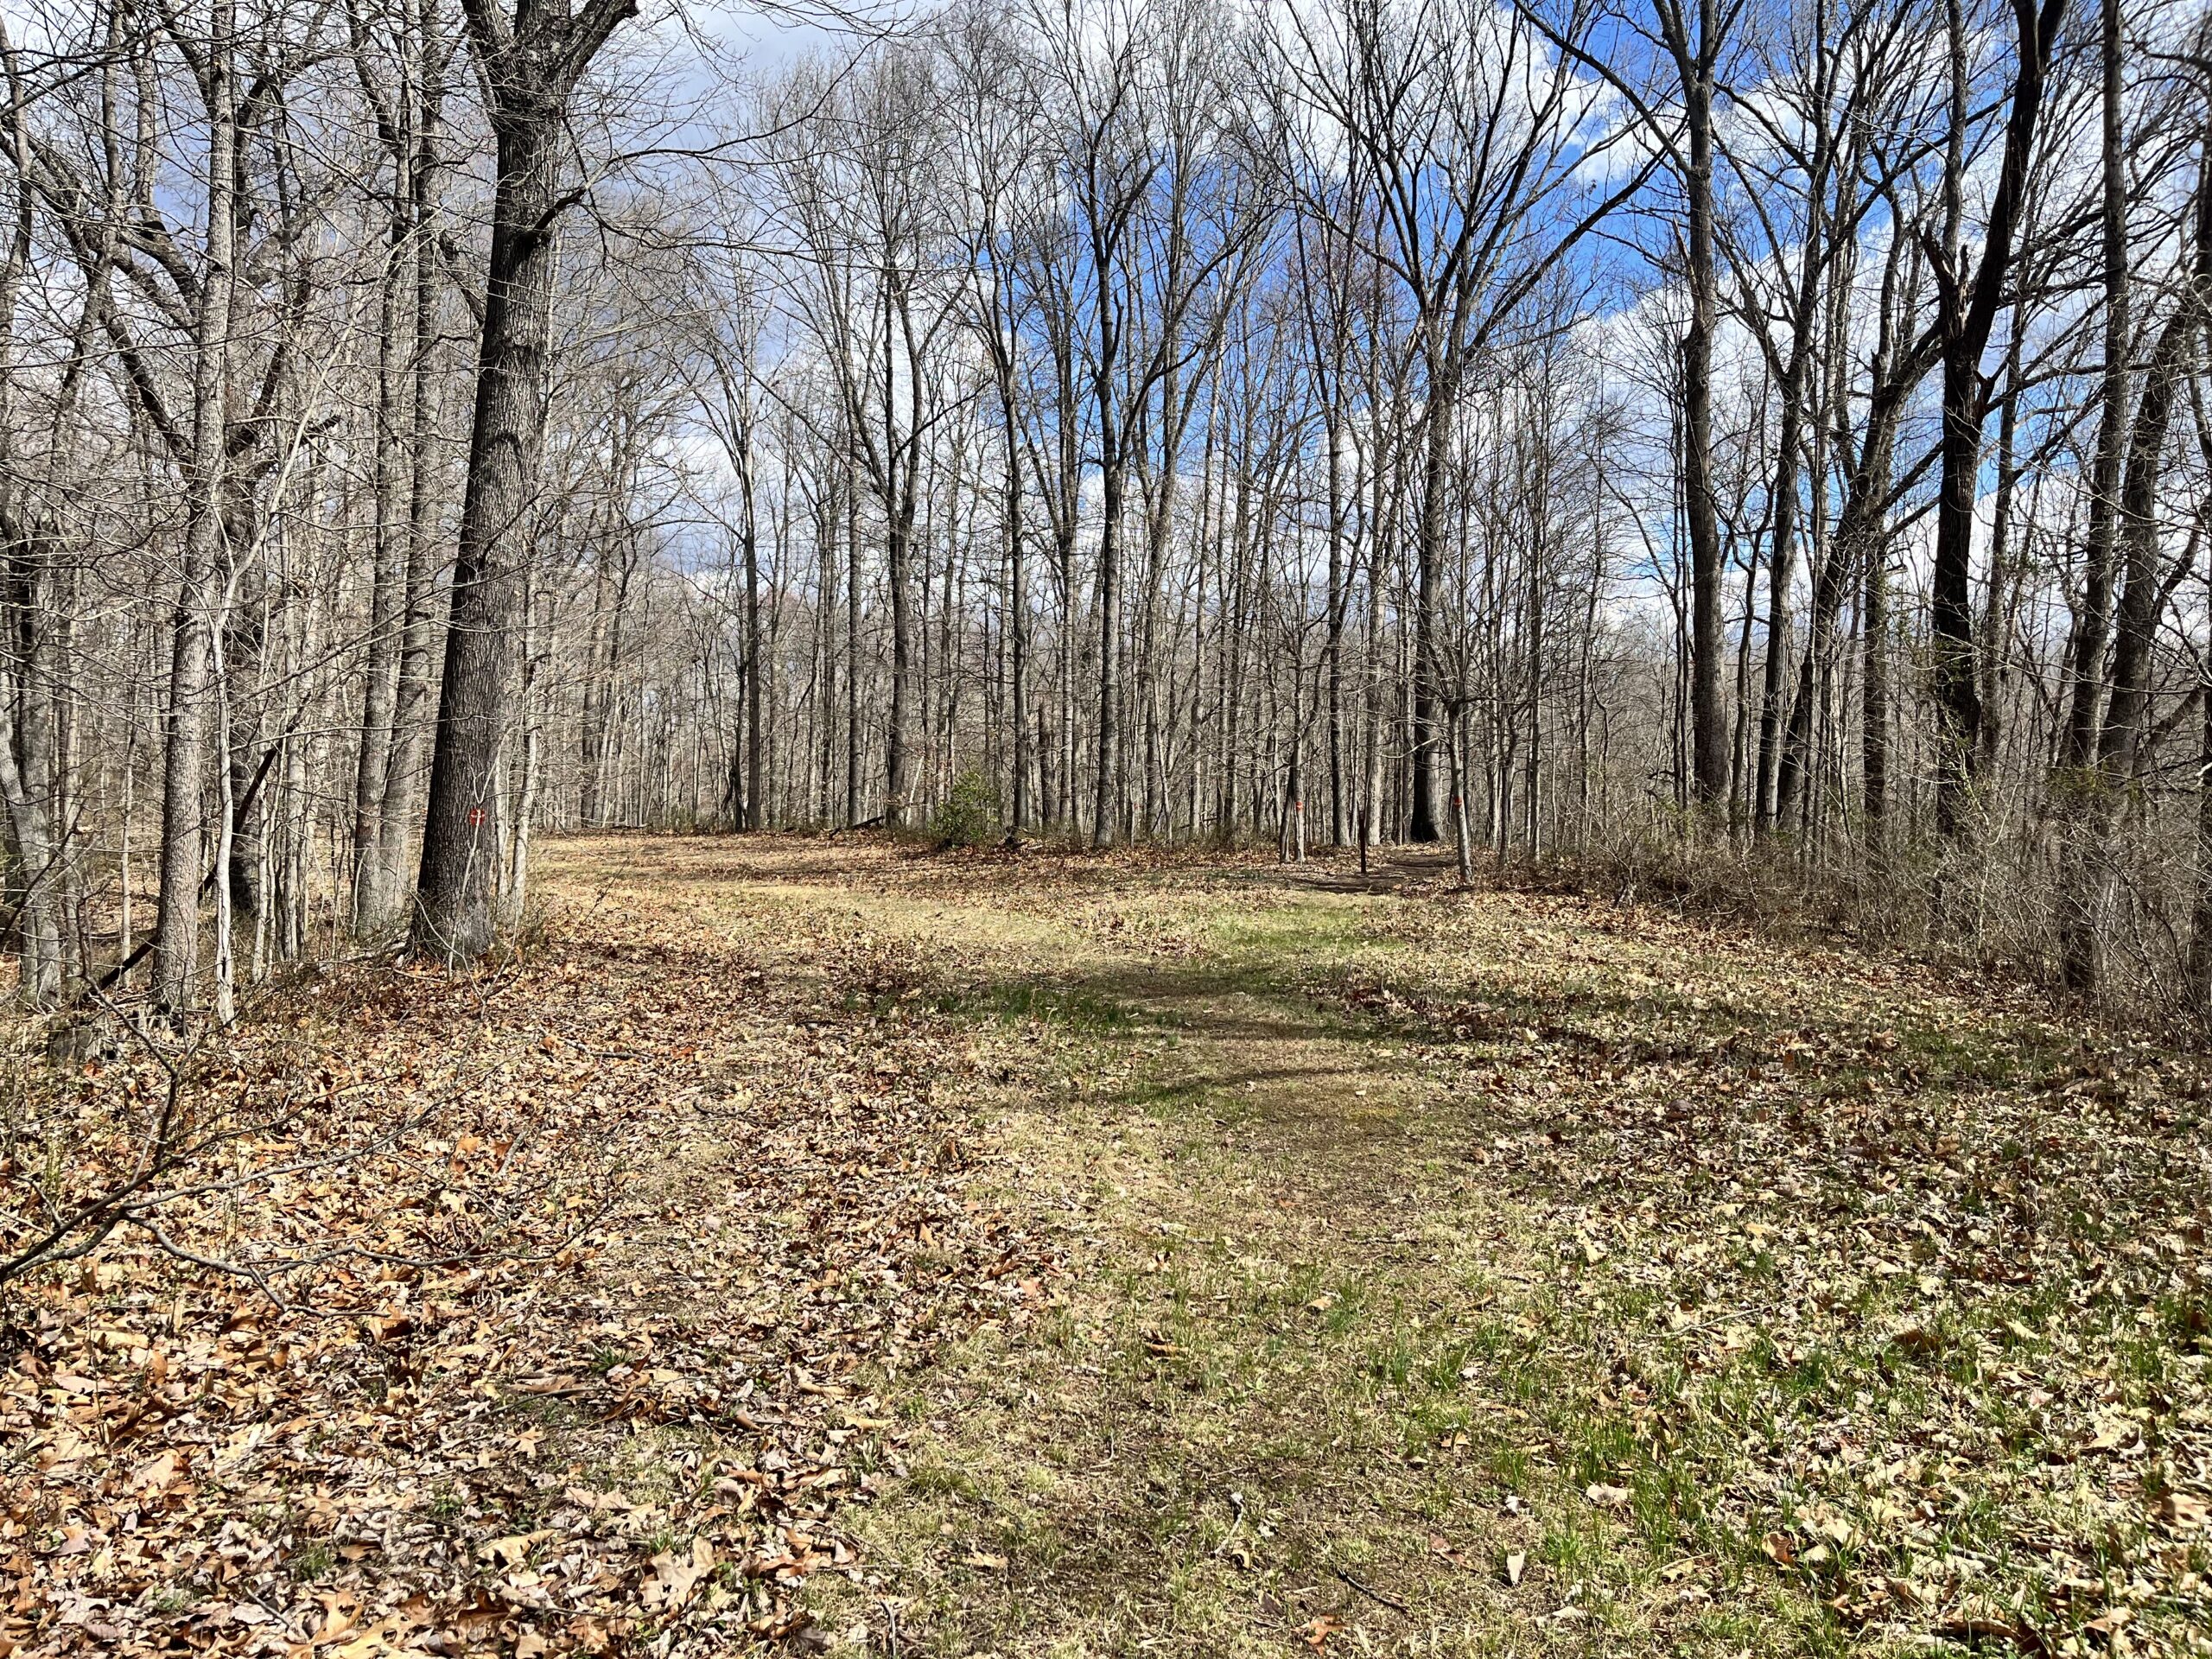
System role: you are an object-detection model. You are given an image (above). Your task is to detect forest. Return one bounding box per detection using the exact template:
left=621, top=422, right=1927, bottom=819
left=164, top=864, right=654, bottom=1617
left=0, top=0, right=2209, bottom=1010
left=3, top=0, right=2211, bottom=1655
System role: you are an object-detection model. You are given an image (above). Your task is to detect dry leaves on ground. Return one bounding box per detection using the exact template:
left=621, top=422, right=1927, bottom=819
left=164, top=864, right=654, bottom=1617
left=1321, top=887, right=2212, bottom=1654
left=3, top=868, right=1062, bottom=1657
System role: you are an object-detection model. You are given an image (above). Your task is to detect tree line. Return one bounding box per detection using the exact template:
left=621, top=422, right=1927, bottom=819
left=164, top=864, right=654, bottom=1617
left=3, top=0, right=2210, bottom=1018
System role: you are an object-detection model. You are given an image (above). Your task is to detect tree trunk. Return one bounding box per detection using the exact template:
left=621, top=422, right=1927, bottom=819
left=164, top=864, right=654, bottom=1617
left=2059, top=0, right=2128, bottom=785
left=845, top=448, right=862, bottom=826
left=1001, top=362, right=1028, bottom=836
left=2192, top=653, right=2212, bottom=1004
left=154, top=0, right=237, bottom=1013
left=1929, top=0, right=2067, bottom=838
left=1092, top=448, right=1125, bottom=847
left=352, top=171, right=410, bottom=930
left=416, top=0, right=634, bottom=960
left=372, top=11, right=448, bottom=925
left=1862, top=538, right=1889, bottom=856
left=1681, top=0, right=1728, bottom=823
left=1754, top=372, right=1802, bottom=833
left=1408, top=349, right=1455, bottom=842
left=1325, top=415, right=1348, bottom=847
left=743, top=521, right=762, bottom=831
left=2068, top=94, right=2210, bottom=990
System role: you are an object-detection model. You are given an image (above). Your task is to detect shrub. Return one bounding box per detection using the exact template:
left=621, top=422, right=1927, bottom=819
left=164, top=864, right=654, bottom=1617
left=934, top=769, right=1001, bottom=849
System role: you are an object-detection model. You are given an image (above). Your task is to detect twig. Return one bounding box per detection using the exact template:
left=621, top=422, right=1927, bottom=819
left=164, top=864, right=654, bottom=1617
left=139, top=1219, right=293, bottom=1312
left=0, top=1049, right=495, bottom=1300
left=1332, top=1564, right=1409, bottom=1613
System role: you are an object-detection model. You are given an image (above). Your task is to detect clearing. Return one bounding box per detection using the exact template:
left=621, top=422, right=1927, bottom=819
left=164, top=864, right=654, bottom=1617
left=8, top=837, right=2209, bottom=1659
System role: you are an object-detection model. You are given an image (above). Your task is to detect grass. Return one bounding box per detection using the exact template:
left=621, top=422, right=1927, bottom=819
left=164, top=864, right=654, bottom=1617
left=746, top=879, right=1782, bottom=1653
left=523, top=837, right=2212, bottom=1658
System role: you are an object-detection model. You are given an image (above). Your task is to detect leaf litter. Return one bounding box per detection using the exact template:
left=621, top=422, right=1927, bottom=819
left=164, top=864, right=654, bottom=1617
left=2, top=852, right=1064, bottom=1657
left=12, top=838, right=2212, bottom=1658
left=1320, top=885, right=2212, bottom=1656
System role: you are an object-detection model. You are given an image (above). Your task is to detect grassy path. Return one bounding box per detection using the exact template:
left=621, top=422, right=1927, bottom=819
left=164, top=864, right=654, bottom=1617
left=842, top=892, right=1570, bottom=1657
left=537, top=839, right=2210, bottom=1659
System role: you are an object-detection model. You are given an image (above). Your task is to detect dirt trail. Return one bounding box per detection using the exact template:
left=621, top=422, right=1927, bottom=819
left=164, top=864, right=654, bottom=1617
left=545, top=841, right=1521, bottom=1651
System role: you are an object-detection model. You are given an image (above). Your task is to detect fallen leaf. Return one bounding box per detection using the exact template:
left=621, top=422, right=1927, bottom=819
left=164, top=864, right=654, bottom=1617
left=129, top=1450, right=179, bottom=1495
left=2159, top=1491, right=2209, bottom=1530
left=476, top=1531, right=554, bottom=1569
left=642, top=1535, right=715, bottom=1611
left=1300, top=1615, right=1345, bottom=1651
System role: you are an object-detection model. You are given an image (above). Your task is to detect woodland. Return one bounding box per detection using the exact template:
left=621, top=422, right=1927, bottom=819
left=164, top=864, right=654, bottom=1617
left=2, top=0, right=2211, bottom=1654
left=2, top=0, right=2212, bottom=1010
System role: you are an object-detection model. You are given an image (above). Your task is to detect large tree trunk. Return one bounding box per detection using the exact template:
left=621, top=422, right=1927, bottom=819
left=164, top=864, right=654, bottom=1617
left=2067, top=95, right=2211, bottom=991
left=844, top=450, right=861, bottom=825
left=1862, top=536, right=1890, bottom=855
left=0, top=29, right=61, bottom=1008
left=1091, top=448, right=1125, bottom=847
left=881, top=279, right=916, bottom=828
left=0, top=540, right=61, bottom=1007
left=2058, top=0, right=2128, bottom=786
left=412, top=105, right=556, bottom=962
left=1929, top=378, right=1991, bottom=835
left=1001, top=369, right=1028, bottom=836
left=1325, top=415, right=1349, bottom=847
left=415, top=0, right=633, bottom=963
left=352, top=175, right=410, bottom=930
left=1408, top=347, right=1454, bottom=843
left=1929, top=0, right=2067, bottom=839
left=1363, top=420, right=1389, bottom=846
left=1680, top=0, right=1727, bottom=823
left=886, top=486, right=913, bottom=825
left=1753, top=362, right=1804, bottom=834
left=1978, top=344, right=2022, bottom=779
left=222, top=577, right=266, bottom=918
left=743, top=468, right=763, bottom=830
left=2192, top=660, right=2212, bottom=1005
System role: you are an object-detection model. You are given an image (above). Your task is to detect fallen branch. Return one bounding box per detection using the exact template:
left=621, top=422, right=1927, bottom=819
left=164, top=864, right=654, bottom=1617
left=1332, top=1563, right=1409, bottom=1613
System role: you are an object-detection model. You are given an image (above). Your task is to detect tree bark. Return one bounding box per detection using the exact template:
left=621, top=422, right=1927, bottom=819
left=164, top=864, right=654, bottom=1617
left=1928, top=0, right=2068, bottom=839
left=412, top=0, right=634, bottom=963
left=1092, top=447, right=1126, bottom=847
left=352, top=105, right=411, bottom=931
left=1664, top=0, right=1729, bottom=823
left=1408, top=347, right=1455, bottom=842
left=154, top=0, right=238, bottom=1014
left=372, top=2, right=448, bottom=923
left=2068, top=94, right=2212, bottom=990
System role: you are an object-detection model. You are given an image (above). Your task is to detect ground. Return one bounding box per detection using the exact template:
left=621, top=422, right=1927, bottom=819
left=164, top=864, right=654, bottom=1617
left=4, top=837, right=2209, bottom=1658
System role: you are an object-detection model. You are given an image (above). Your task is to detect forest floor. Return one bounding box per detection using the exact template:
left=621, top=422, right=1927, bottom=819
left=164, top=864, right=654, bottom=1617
left=6, top=836, right=2211, bottom=1659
